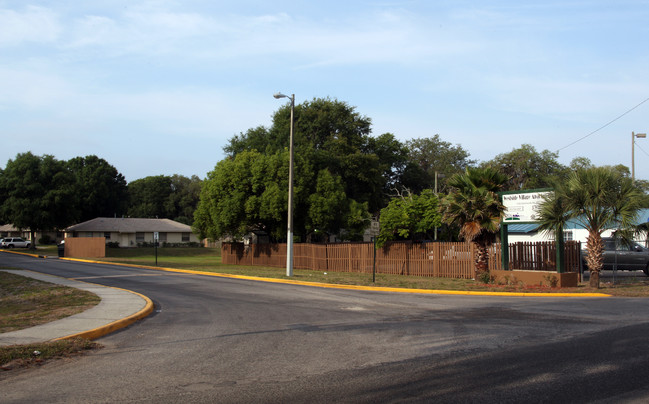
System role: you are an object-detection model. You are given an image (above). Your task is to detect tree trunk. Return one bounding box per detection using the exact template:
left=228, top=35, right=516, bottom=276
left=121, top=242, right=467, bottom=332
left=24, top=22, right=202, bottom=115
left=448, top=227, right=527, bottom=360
left=589, top=270, right=600, bottom=288
left=586, top=233, right=603, bottom=288
left=474, top=242, right=490, bottom=282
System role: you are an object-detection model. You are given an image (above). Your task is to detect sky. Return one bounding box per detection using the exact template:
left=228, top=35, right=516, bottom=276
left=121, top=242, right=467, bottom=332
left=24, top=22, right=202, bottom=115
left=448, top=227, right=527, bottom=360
left=1, top=0, right=648, bottom=183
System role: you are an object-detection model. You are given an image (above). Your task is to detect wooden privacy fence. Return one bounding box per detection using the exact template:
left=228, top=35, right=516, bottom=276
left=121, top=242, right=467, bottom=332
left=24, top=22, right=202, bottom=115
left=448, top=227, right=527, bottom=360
left=222, top=241, right=582, bottom=279
left=507, top=241, right=581, bottom=272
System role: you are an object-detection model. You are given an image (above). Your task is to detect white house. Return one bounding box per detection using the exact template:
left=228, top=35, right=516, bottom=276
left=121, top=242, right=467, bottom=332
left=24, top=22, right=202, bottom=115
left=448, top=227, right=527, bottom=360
left=64, top=217, right=199, bottom=247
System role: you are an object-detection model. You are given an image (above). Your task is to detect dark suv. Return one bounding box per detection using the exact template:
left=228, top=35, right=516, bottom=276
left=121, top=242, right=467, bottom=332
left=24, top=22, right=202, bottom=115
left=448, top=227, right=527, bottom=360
left=583, top=237, right=649, bottom=276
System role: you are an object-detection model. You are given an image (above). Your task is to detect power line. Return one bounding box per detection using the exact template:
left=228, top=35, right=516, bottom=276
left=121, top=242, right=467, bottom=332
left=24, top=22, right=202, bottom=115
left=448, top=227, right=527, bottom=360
left=557, top=96, right=649, bottom=153
left=635, top=141, right=649, bottom=159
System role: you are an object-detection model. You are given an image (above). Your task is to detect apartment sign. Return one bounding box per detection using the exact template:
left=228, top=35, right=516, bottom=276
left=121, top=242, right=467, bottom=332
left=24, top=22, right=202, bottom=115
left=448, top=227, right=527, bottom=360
left=502, top=190, right=552, bottom=223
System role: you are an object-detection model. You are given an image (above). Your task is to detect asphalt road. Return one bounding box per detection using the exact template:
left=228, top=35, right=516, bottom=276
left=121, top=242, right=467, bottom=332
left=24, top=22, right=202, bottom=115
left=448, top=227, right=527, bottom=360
left=2, top=252, right=649, bottom=403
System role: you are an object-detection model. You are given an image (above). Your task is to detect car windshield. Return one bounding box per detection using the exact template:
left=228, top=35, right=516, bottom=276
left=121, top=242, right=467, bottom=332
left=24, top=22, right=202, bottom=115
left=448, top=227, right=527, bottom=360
left=604, top=239, right=645, bottom=251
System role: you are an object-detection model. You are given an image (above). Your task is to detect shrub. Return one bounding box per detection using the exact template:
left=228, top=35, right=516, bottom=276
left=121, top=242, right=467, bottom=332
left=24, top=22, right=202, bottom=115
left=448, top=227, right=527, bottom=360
left=38, top=235, right=54, bottom=245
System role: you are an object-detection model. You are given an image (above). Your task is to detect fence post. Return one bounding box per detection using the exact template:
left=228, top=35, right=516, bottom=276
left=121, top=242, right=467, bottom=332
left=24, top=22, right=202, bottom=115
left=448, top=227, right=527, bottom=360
left=348, top=243, right=352, bottom=272
left=555, top=227, right=565, bottom=273
left=372, top=239, right=376, bottom=282
left=500, top=224, right=509, bottom=270
left=433, top=243, right=440, bottom=277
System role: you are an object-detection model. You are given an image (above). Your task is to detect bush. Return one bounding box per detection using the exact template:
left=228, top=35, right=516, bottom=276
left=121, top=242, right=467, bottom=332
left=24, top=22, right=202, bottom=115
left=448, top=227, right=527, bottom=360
left=38, top=235, right=54, bottom=245
left=106, top=242, right=120, bottom=248
left=136, top=241, right=202, bottom=248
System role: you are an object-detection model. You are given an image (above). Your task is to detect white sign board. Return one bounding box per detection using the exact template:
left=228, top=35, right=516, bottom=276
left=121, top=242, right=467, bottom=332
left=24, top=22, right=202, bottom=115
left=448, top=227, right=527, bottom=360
left=154, top=232, right=159, bottom=241
left=502, top=191, right=552, bottom=223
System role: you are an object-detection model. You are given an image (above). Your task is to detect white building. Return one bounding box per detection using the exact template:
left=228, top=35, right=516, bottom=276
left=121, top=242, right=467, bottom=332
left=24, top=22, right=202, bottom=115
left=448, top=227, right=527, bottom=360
left=505, top=208, right=649, bottom=246
left=64, top=217, right=199, bottom=247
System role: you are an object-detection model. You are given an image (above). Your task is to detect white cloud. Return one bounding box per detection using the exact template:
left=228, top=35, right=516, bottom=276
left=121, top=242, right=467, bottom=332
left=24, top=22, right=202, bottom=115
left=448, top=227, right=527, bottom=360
left=0, top=6, right=61, bottom=46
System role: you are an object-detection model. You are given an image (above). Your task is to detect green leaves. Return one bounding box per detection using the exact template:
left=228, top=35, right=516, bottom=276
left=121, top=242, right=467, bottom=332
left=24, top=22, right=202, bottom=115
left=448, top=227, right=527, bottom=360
left=538, top=167, right=644, bottom=240
left=0, top=152, right=77, bottom=235
left=481, top=144, right=568, bottom=191
left=536, top=167, right=645, bottom=283
left=377, top=189, right=442, bottom=247
left=441, top=167, right=507, bottom=244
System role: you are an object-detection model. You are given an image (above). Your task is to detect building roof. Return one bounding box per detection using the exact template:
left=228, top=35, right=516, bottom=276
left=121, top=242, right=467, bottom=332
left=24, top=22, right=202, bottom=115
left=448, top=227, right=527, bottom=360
left=504, top=208, right=649, bottom=233
left=65, top=217, right=192, bottom=233
left=507, top=223, right=539, bottom=234
left=0, top=224, right=21, bottom=232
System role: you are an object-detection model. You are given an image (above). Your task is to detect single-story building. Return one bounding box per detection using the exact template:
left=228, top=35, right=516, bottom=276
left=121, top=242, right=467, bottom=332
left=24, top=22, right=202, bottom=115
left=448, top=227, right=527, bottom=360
left=505, top=208, right=649, bottom=246
left=64, top=217, right=199, bottom=247
left=0, top=224, right=62, bottom=244
left=0, top=224, right=26, bottom=239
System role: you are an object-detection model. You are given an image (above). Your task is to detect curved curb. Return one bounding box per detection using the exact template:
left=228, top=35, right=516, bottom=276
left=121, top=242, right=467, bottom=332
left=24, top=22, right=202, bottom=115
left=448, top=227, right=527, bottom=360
left=0, top=267, right=155, bottom=344
left=60, top=257, right=612, bottom=298
left=0, top=249, right=49, bottom=259
left=54, top=288, right=154, bottom=342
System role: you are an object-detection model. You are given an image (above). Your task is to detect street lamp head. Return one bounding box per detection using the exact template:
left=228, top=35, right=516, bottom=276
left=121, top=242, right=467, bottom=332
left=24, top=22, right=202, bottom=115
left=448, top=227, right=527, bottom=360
left=273, top=92, right=288, bottom=99
left=636, top=133, right=647, bottom=139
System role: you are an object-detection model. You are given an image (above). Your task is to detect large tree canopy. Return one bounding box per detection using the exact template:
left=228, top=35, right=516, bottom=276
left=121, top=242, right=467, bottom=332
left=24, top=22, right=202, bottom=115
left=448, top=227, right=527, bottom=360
left=165, top=174, right=202, bottom=225
left=127, top=175, right=173, bottom=219
left=194, top=147, right=370, bottom=242
left=481, top=144, right=568, bottom=191
left=196, top=150, right=303, bottom=241
left=405, top=135, right=475, bottom=193
left=377, top=189, right=441, bottom=247
left=0, top=152, right=77, bottom=247
left=127, top=174, right=201, bottom=224
left=223, top=97, right=411, bottom=214
left=67, top=155, right=128, bottom=222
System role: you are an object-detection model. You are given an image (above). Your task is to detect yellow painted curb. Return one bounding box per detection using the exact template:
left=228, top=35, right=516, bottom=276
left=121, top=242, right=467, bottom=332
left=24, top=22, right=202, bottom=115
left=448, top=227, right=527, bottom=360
left=59, top=257, right=611, bottom=298
left=7, top=268, right=155, bottom=342
left=54, top=286, right=154, bottom=342
left=0, top=249, right=48, bottom=258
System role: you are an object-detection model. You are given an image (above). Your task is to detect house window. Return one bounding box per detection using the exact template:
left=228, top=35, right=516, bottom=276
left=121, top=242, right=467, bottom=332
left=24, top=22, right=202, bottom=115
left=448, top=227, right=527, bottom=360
left=182, top=233, right=190, bottom=242
left=563, top=231, right=573, bottom=241
left=104, top=232, right=111, bottom=240
left=136, top=232, right=144, bottom=242
left=159, top=232, right=167, bottom=242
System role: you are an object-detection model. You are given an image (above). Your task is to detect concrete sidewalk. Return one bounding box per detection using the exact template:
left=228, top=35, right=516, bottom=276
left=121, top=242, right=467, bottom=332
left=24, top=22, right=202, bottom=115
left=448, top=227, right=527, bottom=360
left=0, top=269, right=154, bottom=346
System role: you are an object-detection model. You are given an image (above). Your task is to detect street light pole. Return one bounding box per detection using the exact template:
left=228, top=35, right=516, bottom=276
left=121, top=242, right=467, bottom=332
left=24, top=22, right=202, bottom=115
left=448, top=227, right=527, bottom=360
left=632, top=131, right=646, bottom=181
left=274, top=92, right=295, bottom=277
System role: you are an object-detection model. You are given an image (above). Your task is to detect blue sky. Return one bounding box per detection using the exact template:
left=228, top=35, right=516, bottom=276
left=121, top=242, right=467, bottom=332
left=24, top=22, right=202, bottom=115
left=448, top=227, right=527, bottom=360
left=1, top=0, right=648, bottom=182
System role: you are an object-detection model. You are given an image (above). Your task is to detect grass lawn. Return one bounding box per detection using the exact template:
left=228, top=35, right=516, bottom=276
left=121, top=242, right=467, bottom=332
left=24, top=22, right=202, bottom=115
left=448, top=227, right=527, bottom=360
left=0, top=270, right=101, bottom=371
left=0, top=270, right=100, bottom=333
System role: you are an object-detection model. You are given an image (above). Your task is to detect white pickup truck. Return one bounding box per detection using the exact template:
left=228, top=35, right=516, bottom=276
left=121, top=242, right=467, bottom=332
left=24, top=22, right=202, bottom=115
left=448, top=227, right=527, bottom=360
left=0, top=237, right=31, bottom=248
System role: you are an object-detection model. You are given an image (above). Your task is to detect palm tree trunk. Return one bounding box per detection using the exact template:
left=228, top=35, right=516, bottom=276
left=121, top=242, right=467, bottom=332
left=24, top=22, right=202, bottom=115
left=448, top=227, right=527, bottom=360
left=474, top=241, right=490, bottom=281
left=586, top=233, right=603, bottom=288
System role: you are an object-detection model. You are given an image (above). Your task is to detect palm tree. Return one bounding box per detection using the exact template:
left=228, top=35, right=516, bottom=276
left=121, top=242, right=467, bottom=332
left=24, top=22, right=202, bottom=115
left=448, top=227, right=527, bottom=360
left=440, top=167, right=508, bottom=281
left=537, top=167, right=643, bottom=288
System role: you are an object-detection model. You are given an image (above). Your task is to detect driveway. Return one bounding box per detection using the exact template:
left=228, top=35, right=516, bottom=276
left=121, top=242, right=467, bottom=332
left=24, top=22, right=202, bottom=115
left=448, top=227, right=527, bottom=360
left=2, top=253, right=649, bottom=403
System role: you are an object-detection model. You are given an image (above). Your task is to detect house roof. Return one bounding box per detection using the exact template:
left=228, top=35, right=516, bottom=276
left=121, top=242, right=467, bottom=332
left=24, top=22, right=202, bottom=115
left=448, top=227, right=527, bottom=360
left=65, top=217, right=192, bottom=233
left=0, top=224, right=21, bottom=232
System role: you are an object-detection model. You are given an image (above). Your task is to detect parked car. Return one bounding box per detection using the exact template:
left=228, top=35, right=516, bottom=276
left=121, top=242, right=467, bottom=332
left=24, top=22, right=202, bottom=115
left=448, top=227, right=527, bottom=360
left=583, top=237, right=649, bottom=276
left=0, top=237, right=31, bottom=248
